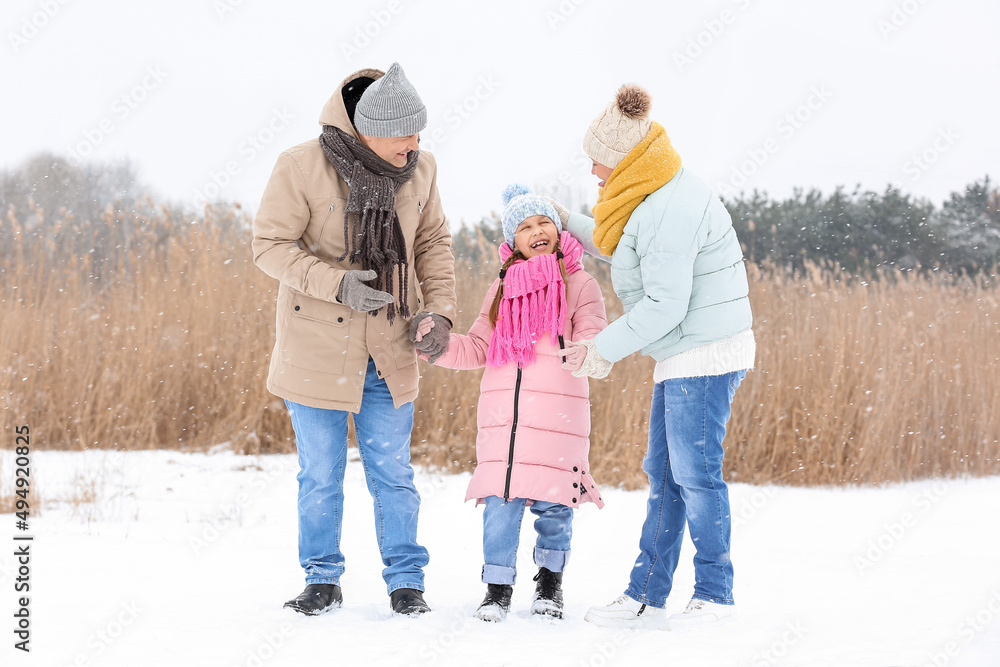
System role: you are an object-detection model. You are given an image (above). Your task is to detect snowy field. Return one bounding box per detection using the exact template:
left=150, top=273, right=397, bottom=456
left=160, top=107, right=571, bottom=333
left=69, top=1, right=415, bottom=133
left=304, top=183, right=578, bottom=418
left=2, top=449, right=999, bottom=667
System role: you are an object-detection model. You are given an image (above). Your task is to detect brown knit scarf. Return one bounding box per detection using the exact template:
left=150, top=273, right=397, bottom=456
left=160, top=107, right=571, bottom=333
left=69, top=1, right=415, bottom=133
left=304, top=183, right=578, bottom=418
left=319, top=125, right=419, bottom=323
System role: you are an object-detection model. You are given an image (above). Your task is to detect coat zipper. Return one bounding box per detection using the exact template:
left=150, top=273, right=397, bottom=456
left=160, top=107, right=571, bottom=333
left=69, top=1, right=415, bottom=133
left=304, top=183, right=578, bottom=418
left=316, top=203, right=336, bottom=245
left=503, top=364, right=523, bottom=501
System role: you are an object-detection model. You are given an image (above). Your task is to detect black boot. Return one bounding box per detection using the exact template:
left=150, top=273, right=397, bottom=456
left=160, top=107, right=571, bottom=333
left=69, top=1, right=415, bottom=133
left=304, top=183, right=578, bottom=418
left=283, top=583, right=342, bottom=616
left=530, top=568, right=564, bottom=618
left=390, top=588, right=431, bottom=615
left=475, top=583, right=514, bottom=622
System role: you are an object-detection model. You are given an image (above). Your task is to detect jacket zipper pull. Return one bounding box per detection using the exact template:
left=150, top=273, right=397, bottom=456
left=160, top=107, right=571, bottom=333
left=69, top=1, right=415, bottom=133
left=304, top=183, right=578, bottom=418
left=330, top=204, right=336, bottom=212
left=418, top=201, right=423, bottom=214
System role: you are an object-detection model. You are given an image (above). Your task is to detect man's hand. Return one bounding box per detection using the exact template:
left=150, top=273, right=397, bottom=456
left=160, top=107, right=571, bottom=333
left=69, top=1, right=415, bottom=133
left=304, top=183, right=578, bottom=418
left=337, top=270, right=394, bottom=312
left=412, top=315, right=435, bottom=342
left=409, top=312, right=452, bottom=363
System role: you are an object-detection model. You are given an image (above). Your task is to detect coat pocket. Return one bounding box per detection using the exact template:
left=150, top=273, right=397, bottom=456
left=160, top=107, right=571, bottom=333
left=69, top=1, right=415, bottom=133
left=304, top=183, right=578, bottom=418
left=390, top=317, right=418, bottom=371
left=279, top=290, right=353, bottom=375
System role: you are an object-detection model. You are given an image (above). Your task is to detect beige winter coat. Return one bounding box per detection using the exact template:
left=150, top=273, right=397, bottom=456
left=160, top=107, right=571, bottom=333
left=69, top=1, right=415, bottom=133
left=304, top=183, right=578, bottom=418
left=252, top=68, right=457, bottom=412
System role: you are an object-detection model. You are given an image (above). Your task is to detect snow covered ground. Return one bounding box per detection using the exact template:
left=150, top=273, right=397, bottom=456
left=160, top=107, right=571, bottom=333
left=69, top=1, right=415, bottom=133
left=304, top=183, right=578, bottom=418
left=2, top=449, right=999, bottom=667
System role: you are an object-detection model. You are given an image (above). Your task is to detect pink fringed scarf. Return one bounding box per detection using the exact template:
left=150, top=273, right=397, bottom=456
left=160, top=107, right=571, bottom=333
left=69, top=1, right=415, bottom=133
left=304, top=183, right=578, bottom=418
left=487, top=232, right=584, bottom=368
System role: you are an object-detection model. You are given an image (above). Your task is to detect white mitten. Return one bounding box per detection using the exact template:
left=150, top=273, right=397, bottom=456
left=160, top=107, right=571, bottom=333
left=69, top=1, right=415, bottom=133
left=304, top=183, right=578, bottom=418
left=572, top=339, right=613, bottom=379
left=542, top=196, right=571, bottom=227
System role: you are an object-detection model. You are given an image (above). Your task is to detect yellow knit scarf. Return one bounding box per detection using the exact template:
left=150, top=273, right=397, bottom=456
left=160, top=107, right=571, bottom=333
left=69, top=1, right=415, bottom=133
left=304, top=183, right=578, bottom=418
left=592, top=122, right=682, bottom=256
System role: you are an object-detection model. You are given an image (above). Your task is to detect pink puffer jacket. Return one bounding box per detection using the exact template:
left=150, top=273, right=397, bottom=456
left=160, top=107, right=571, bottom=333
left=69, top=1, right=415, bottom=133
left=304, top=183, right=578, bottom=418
left=434, top=264, right=608, bottom=509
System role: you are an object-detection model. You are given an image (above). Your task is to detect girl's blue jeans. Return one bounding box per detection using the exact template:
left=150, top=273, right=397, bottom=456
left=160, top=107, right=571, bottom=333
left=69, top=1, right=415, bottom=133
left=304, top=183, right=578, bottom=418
left=481, top=495, right=573, bottom=585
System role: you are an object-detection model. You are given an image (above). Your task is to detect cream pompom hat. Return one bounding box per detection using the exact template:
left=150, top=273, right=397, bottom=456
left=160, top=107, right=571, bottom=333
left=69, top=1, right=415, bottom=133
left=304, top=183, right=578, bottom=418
left=582, top=84, right=653, bottom=169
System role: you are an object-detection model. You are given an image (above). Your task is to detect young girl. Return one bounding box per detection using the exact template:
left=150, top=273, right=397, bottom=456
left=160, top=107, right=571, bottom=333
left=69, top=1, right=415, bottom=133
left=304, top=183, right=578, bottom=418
left=415, top=184, right=608, bottom=622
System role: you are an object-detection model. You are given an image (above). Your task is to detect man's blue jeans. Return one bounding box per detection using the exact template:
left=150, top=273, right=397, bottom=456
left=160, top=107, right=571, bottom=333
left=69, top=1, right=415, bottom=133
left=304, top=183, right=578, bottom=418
left=284, top=358, right=428, bottom=594
left=626, top=370, right=745, bottom=608
left=481, top=496, right=573, bottom=585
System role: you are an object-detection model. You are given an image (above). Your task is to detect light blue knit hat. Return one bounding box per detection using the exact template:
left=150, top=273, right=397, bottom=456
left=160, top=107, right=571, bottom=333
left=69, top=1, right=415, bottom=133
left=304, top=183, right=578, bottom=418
left=500, top=184, right=562, bottom=247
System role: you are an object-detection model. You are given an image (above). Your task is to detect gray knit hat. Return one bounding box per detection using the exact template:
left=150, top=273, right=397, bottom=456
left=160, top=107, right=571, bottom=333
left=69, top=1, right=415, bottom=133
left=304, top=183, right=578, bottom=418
left=354, top=62, right=427, bottom=137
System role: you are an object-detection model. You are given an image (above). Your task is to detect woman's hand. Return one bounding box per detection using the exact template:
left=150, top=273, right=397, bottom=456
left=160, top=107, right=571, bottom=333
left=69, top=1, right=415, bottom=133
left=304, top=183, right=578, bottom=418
left=542, top=196, right=570, bottom=227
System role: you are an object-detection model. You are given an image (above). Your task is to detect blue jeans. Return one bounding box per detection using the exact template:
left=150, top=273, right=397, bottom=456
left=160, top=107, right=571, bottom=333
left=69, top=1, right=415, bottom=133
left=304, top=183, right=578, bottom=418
left=284, top=358, right=428, bottom=594
left=626, top=370, right=745, bottom=608
left=481, top=495, right=573, bottom=585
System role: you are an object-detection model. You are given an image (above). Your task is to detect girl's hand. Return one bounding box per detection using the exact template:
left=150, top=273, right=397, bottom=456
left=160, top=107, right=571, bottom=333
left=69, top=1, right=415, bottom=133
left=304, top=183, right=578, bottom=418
left=561, top=340, right=587, bottom=372
left=410, top=313, right=451, bottom=363
left=566, top=339, right=613, bottom=378
left=412, top=315, right=435, bottom=342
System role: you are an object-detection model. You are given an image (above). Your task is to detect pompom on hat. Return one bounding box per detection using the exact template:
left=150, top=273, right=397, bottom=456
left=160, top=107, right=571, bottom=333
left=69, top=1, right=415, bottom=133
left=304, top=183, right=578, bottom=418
left=500, top=184, right=562, bottom=247
left=354, top=62, right=427, bottom=137
left=582, top=84, right=653, bottom=169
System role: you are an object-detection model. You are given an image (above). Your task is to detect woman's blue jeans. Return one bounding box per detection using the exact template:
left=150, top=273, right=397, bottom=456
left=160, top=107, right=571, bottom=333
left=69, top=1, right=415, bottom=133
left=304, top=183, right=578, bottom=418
left=481, top=496, right=573, bottom=585
left=626, top=370, right=745, bottom=608
left=284, top=358, right=428, bottom=594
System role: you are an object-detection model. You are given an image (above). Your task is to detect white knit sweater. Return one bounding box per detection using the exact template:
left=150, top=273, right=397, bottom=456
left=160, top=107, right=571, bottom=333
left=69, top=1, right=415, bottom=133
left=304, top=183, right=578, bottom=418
left=652, top=329, right=756, bottom=383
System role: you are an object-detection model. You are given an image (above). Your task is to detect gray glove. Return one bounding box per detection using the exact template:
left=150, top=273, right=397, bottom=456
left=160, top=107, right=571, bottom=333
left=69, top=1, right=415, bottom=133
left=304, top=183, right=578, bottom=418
left=542, top=196, right=571, bottom=227
left=409, top=312, right=452, bottom=363
left=337, top=269, right=394, bottom=312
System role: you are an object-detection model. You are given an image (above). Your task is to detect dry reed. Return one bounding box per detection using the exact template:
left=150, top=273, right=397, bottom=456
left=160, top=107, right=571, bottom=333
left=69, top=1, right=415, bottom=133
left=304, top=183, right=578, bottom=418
left=2, top=204, right=997, bottom=488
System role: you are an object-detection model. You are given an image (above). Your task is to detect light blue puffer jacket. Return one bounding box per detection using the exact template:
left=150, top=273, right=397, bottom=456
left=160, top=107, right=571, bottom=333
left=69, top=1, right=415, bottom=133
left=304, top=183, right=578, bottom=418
left=567, top=168, right=752, bottom=363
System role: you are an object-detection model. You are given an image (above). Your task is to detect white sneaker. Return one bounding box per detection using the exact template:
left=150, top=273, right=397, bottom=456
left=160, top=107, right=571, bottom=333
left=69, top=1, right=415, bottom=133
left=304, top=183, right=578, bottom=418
left=584, top=594, right=669, bottom=629
left=668, top=597, right=735, bottom=630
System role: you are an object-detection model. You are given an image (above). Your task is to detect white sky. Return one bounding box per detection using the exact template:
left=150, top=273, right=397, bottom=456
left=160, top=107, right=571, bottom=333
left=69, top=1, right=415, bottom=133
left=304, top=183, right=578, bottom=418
left=2, top=0, right=998, bottom=223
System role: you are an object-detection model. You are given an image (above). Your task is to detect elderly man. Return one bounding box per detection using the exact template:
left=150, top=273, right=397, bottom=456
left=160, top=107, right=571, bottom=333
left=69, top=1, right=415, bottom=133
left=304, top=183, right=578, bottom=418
left=252, top=63, right=456, bottom=616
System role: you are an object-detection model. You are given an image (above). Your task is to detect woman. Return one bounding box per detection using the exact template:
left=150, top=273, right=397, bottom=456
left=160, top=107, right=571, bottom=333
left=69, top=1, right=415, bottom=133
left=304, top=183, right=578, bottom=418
left=558, top=84, right=755, bottom=630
